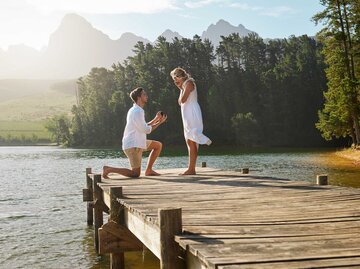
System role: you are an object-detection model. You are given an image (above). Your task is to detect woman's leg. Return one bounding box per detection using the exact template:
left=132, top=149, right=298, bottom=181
left=182, top=139, right=198, bottom=175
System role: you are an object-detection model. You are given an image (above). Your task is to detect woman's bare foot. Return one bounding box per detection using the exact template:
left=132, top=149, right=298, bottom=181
left=179, top=169, right=196, bottom=175
left=102, top=166, right=110, bottom=179
left=145, top=169, right=161, bottom=176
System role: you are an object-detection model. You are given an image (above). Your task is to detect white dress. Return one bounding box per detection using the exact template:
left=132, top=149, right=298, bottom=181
left=180, top=78, right=212, bottom=145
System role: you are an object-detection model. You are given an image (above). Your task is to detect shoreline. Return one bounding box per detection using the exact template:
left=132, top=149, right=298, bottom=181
left=335, top=148, right=360, bottom=165
left=0, top=143, right=57, bottom=147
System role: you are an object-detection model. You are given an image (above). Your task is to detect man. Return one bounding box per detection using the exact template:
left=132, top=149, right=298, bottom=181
left=102, top=87, right=167, bottom=178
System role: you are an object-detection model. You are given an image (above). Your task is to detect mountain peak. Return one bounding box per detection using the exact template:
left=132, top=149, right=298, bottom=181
left=159, top=29, right=183, bottom=42
left=61, top=13, right=91, bottom=27
left=202, top=19, right=254, bottom=46
left=216, top=19, right=231, bottom=26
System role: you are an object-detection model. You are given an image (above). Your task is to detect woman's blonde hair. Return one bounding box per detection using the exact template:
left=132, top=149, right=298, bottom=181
left=170, top=67, right=190, bottom=80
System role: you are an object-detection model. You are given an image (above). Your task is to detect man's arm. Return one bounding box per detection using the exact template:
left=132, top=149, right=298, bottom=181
left=148, top=115, right=167, bottom=133
left=133, top=111, right=152, bottom=134
left=147, top=111, right=162, bottom=126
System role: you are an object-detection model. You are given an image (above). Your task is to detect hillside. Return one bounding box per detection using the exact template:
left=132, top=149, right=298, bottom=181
left=0, top=79, right=77, bottom=143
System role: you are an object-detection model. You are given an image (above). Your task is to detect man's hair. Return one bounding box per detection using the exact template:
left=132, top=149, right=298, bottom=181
left=130, top=87, right=144, bottom=103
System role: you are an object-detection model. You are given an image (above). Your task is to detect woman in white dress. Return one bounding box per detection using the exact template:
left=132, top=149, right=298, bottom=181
left=170, top=67, right=211, bottom=175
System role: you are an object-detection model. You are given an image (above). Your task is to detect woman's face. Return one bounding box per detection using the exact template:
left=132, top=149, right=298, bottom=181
left=172, top=76, right=184, bottom=87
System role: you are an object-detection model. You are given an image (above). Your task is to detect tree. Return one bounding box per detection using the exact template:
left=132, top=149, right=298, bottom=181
left=231, top=112, right=260, bottom=146
left=54, top=34, right=328, bottom=148
left=313, top=0, right=360, bottom=146
left=45, top=114, right=71, bottom=145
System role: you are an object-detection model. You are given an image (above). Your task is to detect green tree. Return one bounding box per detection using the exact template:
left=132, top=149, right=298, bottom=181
left=313, top=0, right=360, bottom=146
left=63, top=34, right=328, bottom=148
left=45, top=114, right=71, bottom=145
left=231, top=112, right=260, bottom=146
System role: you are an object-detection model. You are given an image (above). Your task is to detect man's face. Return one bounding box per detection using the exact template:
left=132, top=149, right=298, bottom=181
left=139, top=90, right=148, bottom=103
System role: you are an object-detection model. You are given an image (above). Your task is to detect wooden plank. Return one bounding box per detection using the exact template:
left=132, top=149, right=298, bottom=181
left=187, top=251, right=208, bottom=269
left=124, top=207, right=161, bottom=258
left=92, top=174, right=103, bottom=253
left=98, top=221, right=143, bottom=254
left=109, top=187, right=124, bottom=269
left=175, top=232, right=360, bottom=249
left=218, top=257, right=360, bottom=269
left=91, top=167, right=360, bottom=269
left=159, top=208, right=185, bottom=269
left=86, top=168, right=93, bottom=225
left=189, top=240, right=360, bottom=268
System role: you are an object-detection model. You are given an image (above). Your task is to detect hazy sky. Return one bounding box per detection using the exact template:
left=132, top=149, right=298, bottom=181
left=0, top=0, right=324, bottom=50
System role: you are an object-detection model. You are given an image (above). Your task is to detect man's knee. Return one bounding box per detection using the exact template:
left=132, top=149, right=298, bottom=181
left=154, top=141, right=162, bottom=150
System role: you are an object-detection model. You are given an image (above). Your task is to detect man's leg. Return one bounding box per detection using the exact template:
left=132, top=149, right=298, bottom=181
left=145, top=140, right=162, bottom=176
left=103, top=148, right=142, bottom=179
left=103, top=166, right=140, bottom=178
left=182, top=139, right=198, bottom=175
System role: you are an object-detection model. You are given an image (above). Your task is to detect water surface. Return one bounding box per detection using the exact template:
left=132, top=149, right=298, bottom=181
left=0, top=147, right=359, bottom=269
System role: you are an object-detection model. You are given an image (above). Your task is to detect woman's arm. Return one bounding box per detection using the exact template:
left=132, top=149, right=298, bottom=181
left=178, top=90, right=182, bottom=106
left=179, top=80, right=195, bottom=104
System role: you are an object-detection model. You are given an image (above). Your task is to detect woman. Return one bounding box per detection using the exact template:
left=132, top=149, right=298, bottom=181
left=170, top=67, right=211, bottom=175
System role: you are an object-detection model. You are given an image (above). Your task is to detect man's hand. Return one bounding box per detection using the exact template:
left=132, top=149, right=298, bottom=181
left=159, top=114, right=167, bottom=124
left=155, top=111, right=162, bottom=120
left=148, top=114, right=167, bottom=133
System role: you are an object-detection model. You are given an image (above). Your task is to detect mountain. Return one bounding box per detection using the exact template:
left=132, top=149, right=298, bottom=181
left=0, top=14, right=150, bottom=79
left=116, top=32, right=150, bottom=59
left=41, top=14, right=150, bottom=79
left=0, top=15, right=254, bottom=79
left=201, top=19, right=254, bottom=46
left=159, top=29, right=183, bottom=42
left=0, top=44, right=42, bottom=78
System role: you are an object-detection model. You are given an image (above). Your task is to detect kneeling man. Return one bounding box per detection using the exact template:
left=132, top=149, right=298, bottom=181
left=103, top=87, right=167, bottom=178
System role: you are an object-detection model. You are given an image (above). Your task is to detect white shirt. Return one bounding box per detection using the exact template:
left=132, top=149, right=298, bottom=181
left=122, top=104, right=152, bottom=150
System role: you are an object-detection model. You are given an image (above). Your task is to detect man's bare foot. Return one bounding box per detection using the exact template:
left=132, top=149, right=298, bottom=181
left=145, top=169, right=161, bottom=176
left=102, top=166, right=110, bottom=179
left=179, top=169, right=196, bottom=175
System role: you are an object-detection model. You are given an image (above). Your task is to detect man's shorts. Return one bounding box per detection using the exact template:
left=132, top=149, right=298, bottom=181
left=123, top=140, right=153, bottom=169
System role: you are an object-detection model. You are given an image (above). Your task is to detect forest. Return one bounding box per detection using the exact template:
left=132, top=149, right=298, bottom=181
left=48, top=0, right=360, bottom=148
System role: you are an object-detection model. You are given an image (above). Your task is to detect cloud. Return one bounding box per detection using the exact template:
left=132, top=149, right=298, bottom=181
left=259, top=6, right=296, bottom=17
left=183, top=1, right=297, bottom=17
left=230, top=2, right=296, bottom=17
left=25, top=0, right=178, bottom=14
left=229, top=3, right=262, bottom=11
left=184, top=0, right=226, bottom=9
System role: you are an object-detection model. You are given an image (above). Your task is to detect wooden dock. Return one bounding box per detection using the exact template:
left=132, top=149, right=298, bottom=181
left=83, top=167, right=360, bottom=269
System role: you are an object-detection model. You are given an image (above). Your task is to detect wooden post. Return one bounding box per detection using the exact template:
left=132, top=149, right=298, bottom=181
left=201, top=161, right=207, bottom=167
left=317, top=174, right=328, bottom=185
left=159, top=208, right=185, bottom=269
left=86, top=168, right=93, bottom=226
left=110, top=187, right=125, bottom=269
left=93, top=174, right=103, bottom=253
left=242, top=168, right=249, bottom=174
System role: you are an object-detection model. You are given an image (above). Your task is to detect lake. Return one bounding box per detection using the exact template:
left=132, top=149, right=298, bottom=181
left=0, top=146, right=359, bottom=269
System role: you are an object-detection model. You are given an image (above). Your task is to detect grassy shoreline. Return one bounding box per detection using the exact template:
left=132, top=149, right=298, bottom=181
left=335, top=148, right=360, bottom=165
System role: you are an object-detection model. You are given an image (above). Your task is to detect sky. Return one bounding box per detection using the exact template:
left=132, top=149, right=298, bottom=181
left=0, top=0, right=325, bottom=50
